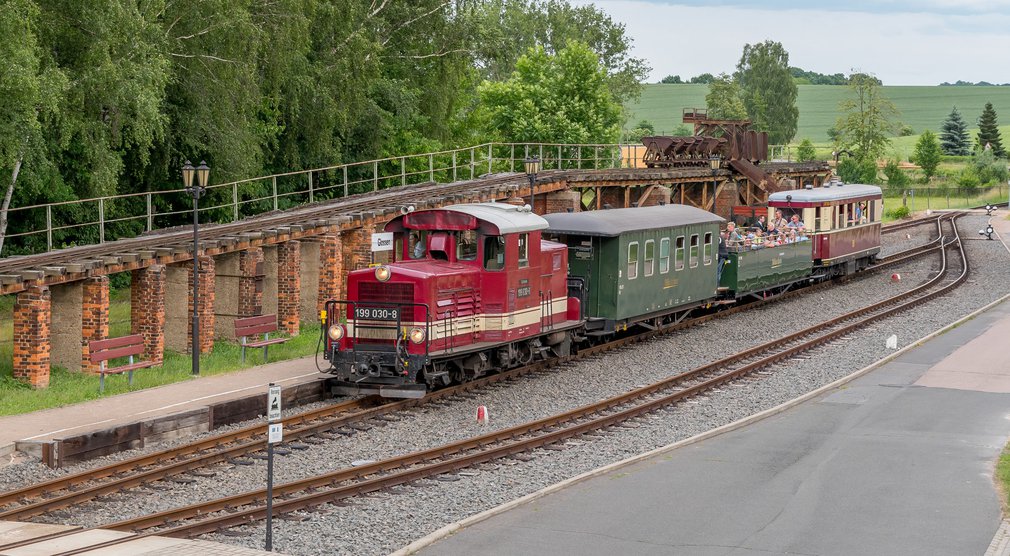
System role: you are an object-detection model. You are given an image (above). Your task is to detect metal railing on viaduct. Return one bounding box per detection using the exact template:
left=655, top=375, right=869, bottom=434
left=3, top=143, right=650, bottom=258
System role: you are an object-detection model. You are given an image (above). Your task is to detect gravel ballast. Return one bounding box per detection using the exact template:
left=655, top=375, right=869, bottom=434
left=3, top=215, right=1007, bottom=556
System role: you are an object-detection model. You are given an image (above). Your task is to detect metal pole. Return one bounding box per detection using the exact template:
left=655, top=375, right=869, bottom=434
left=98, top=198, right=105, bottom=243
left=46, top=205, right=52, bottom=251
left=265, top=439, right=274, bottom=550
left=308, top=171, right=314, bottom=203
left=146, top=193, right=153, bottom=232
left=429, top=154, right=434, bottom=182
left=343, top=166, right=348, bottom=197
left=488, top=144, right=493, bottom=175
left=233, top=183, right=239, bottom=221
left=272, top=176, right=278, bottom=210
left=192, top=187, right=200, bottom=376
left=373, top=161, right=378, bottom=192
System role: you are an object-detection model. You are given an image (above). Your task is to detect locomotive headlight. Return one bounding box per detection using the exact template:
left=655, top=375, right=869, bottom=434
left=327, top=324, right=345, bottom=341
left=374, top=265, right=391, bottom=282
left=409, top=327, right=426, bottom=344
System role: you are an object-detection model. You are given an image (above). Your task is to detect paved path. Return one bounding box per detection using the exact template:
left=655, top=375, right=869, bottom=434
left=0, top=355, right=324, bottom=462
left=416, top=218, right=1010, bottom=556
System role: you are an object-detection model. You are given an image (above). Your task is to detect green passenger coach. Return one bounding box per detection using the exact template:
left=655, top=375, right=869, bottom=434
left=543, top=205, right=724, bottom=335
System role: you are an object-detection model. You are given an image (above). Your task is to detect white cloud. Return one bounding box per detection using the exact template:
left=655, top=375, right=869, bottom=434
left=572, top=1, right=1010, bottom=85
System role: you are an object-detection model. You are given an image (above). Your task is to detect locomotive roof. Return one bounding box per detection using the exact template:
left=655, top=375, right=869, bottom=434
left=768, top=183, right=881, bottom=203
left=389, top=202, right=548, bottom=235
left=543, top=205, right=723, bottom=237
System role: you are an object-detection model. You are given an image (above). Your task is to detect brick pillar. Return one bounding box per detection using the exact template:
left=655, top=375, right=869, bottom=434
left=239, top=247, right=264, bottom=317
left=81, top=276, right=110, bottom=373
left=13, top=286, right=51, bottom=388
left=131, top=264, right=166, bottom=363
left=187, top=256, right=216, bottom=353
left=277, top=241, right=300, bottom=335
left=317, top=235, right=343, bottom=313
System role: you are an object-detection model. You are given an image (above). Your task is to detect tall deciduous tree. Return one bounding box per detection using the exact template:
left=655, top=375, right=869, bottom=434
left=940, top=106, right=970, bottom=155
left=734, top=41, right=798, bottom=144
left=478, top=42, right=621, bottom=144
left=705, top=74, right=747, bottom=120
left=835, top=73, right=899, bottom=163
left=976, top=102, right=1005, bottom=157
left=912, top=130, right=942, bottom=181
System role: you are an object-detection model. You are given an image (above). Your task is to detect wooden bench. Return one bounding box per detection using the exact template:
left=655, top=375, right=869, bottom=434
left=89, top=334, right=157, bottom=394
left=235, top=314, right=289, bottom=363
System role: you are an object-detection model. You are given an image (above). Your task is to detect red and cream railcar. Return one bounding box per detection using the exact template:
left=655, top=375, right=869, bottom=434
left=323, top=203, right=580, bottom=398
left=767, top=182, right=882, bottom=275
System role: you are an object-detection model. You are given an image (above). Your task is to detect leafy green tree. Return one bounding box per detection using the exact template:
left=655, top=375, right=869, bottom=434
left=622, top=120, right=655, bottom=142
left=689, top=73, right=714, bottom=84
left=837, top=156, right=878, bottom=184
left=911, top=130, right=942, bottom=181
left=882, top=159, right=909, bottom=190
left=705, top=74, right=747, bottom=120
left=478, top=42, right=621, bottom=144
left=835, top=73, right=899, bottom=163
left=939, top=106, right=970, bottom=155
left=796, top=139, right=816, bottom=162
left=661, top=75, right=682, bottom=84
left=976, top=102, right=1005, bottom=157
left=971, top=146, right=1010, bottom=185
left=734, top=41, right=799, bottom=144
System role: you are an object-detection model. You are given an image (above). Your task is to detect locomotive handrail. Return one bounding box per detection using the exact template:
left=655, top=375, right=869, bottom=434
left=324, top=299, right=433, bottom=374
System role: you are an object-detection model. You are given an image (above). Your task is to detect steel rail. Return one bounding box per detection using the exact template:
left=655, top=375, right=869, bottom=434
left=85, top=216, right=966, bottom=543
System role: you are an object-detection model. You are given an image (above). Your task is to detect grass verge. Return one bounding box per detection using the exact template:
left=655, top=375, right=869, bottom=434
left=0, top=322, right=323, bottom=417
left=882, top=189, right=1006, bottom=222
left=997, top=445, right=1010, bottom=513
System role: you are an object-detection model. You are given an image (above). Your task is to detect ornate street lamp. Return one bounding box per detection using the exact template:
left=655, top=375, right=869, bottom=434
left=709, top=154, right=721, bottom=213
left=183, top=160, right=210, bottom=375
left=524, top=156, right=541, bottom=213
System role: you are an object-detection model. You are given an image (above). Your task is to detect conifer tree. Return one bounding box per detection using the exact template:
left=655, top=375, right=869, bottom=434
left=976, top=102, right=1005, bottom=157
left=939, top=106, right=970, bottom=155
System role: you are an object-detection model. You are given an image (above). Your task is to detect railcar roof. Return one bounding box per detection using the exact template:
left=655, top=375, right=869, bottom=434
left=444, top=202, right=548, bottom=234
left=769, top=184, right=881, bottom=203
left=543, top=205, right=723, bottom=237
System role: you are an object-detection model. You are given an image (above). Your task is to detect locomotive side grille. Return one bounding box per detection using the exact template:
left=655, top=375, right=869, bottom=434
left=359, top=282, right=413, bottom=304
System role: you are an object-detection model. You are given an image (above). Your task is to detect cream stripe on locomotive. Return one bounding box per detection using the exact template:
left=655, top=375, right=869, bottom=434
left=345, top=297, right=569, bottom=341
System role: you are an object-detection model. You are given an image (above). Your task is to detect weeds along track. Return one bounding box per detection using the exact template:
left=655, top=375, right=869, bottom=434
left=0, top=214, right=958, bottom=532
left=1, top=215, right=968, bottom=555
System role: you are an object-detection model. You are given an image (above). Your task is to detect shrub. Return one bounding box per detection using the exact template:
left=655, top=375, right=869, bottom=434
left=971, top=148, right=1009, bottom=185
left=796, top=139, right=816, bottom=162
left=899, top=124, right=915, bottom=136
left=882, top=159, right=909, bottom=190
left=885, top=206, right=911, bottom=219
left=837, top=157, right=878, bottom=184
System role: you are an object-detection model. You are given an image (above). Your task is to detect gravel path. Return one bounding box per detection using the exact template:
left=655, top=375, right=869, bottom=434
left=4, top=216, right=1007, bottom=556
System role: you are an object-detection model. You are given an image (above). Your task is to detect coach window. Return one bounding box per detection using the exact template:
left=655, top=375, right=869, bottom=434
left=483, top=235, right=505, bottom=271
left=456, top=230, right=478, bottom=261
left=518, top=233, right=529, bottom=268
left=644, top=240, right=655, bottom=277
left=703, top=232, right=713, bottom=265
left=627, top=241, right=639, bottom=279
left=675, top=236, right=685, bottom=271
left=659, top=238, right=670, bottom=273
left=689, top=234, right=699, bottom=268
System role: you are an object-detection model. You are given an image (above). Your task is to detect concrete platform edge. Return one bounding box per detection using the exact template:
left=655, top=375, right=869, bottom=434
left=392, top=290, right=1010, bottom=556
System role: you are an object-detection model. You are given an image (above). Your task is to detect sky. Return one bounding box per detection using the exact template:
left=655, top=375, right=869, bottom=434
left=571, top=0, right=1010, bottom=85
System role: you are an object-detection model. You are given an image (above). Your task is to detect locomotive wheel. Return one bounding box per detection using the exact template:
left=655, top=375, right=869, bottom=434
left=517, top=342, right=534, bottom=365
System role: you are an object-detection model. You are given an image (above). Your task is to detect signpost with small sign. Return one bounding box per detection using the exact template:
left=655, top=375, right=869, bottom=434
left=265, top=383, right=281, bottom=551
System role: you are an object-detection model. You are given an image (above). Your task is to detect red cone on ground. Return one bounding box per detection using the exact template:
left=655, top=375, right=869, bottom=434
left=891, top=273, right=901, bottom=283
left=476, top=405, right=489, bottom=425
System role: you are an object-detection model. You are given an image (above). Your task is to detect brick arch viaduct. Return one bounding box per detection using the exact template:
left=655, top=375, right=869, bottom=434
left=5, top=163, right=828, bottom=388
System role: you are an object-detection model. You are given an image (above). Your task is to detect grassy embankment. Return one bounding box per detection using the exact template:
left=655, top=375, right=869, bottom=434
left=0, top=286, right=324, bottom=416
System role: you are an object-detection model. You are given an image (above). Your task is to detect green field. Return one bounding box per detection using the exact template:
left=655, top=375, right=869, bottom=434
left=627, top=84, right=1010, bottom=144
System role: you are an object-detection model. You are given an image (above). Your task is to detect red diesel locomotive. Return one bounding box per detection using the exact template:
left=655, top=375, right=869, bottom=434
left=323, top=202, right=580, bottom=398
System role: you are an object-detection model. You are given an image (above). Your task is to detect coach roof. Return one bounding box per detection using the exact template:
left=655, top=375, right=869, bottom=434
left=769, top=183, right=881, bottom=203
left=543, top=205, right=724, bottom=237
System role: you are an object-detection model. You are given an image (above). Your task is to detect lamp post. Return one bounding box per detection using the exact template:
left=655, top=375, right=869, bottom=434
left=182, top=160, right=211, bottom=375
left=709, top=154, right=721, bottom=213
left=524, top=156, right=541, bottom=213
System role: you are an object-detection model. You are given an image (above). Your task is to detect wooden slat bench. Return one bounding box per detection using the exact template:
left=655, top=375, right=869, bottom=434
left=235, top=314, right=289, bottom=363
left=89, top=334, right=157, bottom=394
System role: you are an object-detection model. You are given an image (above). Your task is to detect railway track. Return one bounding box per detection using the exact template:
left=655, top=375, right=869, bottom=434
left=0, top=215, right=956, bottom=534
left=0, top=215, right=967, bottom=555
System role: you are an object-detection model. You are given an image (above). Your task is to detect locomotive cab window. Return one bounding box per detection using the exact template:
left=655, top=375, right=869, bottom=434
left=456, top=230, right=478, bottom=261
left=659, top=238, right=670, bottom=274
left=644, top=240, right=655, bottom=277
left=675, top=236, right=685, bottom=271
left=408, top=231, right=427, bottom=259
left=627, top=241, right=639, bottom=279
left=703, top=233, right=713, bottom=265
left=518, top=233, right=529, bottom=268
left=689, top=235, right=699, bottom=268
left=483, top=235, right=505, bottom=271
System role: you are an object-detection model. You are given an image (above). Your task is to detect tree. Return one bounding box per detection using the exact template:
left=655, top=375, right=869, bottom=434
left=734, top=41, right=799, bottom=144
left=976, top=102, right=1005, bottom=157
left=796, top=139, right=816, bottom=162
left=478, top=42, right=621, bottom=144
left=911, top=130, right=942, bottom=181
left=661, top=75, right=682, bottom=84
left=835, top=73, right=899, bottom=163
left=689, top=73, right=715, bottom=84
left=705, top=74, right=747, bottom=120
left=940, top=106, right=970, bottom=155
left=622, top=119, right=654, bottom=142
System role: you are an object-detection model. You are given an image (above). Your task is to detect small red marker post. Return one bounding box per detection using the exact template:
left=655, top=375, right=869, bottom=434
left=476, top=405, right=489, bottom=425
left=891, top=273, right=901, bottom=283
